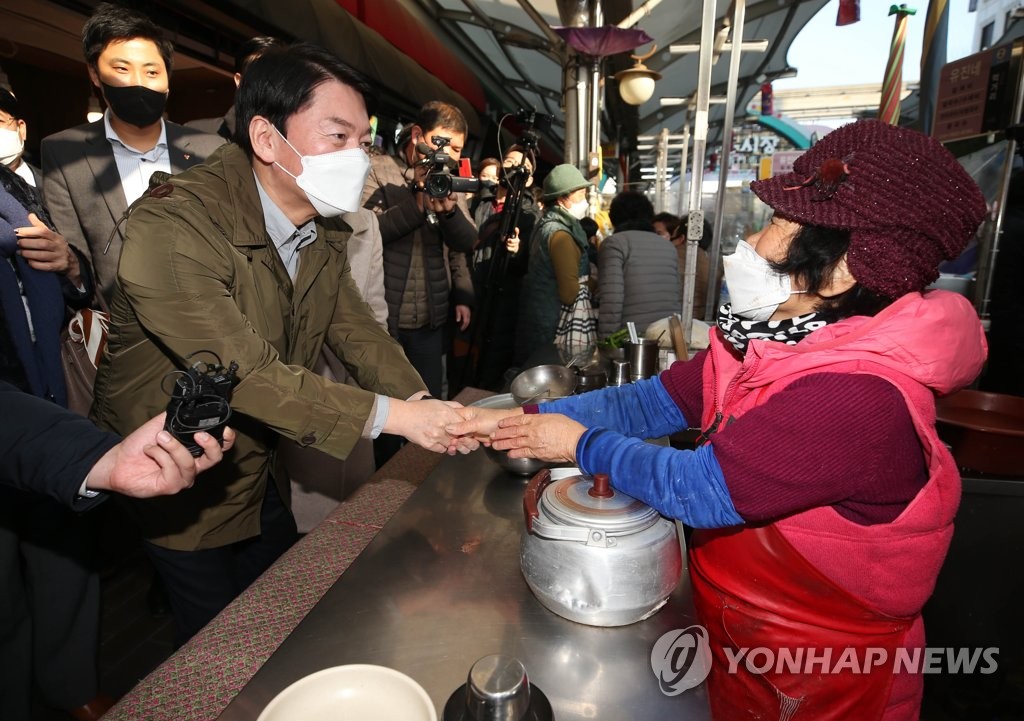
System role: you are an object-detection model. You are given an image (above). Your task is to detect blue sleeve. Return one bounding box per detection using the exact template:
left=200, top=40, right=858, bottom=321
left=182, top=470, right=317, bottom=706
left=537, top=376, right=687, bottom=439
left=576, top=427, right=743, bottom=529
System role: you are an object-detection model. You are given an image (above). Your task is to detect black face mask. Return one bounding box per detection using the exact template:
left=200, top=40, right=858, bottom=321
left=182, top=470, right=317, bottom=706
left=100, top=82, right=167, bottom=128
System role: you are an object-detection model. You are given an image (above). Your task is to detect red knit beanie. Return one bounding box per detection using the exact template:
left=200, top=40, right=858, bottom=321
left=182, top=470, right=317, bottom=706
left=749, top=119, right=987, bottom=298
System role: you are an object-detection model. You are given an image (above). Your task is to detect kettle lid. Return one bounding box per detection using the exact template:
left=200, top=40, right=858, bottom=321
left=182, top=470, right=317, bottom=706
left=539, top=472, right=660, bottom=535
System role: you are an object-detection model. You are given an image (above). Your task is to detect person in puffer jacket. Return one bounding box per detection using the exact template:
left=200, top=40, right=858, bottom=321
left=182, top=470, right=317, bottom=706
left=451, top=119, right=989, bottom=721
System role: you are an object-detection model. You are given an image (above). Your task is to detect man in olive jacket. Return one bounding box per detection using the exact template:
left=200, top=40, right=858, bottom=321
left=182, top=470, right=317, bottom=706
left=91, top=44, right=470, bottom=643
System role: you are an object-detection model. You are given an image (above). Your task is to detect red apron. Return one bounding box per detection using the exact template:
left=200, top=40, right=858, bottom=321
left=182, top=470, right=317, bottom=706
left=690, top=523, right=914, bottom=721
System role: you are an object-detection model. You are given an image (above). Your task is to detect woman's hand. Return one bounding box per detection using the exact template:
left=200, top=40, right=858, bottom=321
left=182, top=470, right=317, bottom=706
left=505, top=227, right=521, bottom=255
left=491, top=413, right=586, bottom=464
left=446, top=406, right=524, bottom=449
left=17, top=213, right=81, bottom=286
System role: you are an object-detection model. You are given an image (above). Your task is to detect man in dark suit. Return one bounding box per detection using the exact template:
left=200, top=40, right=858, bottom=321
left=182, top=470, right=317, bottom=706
left=40, top=3, right=224, bottom=302
left=186, top=36, right=282, bottom=141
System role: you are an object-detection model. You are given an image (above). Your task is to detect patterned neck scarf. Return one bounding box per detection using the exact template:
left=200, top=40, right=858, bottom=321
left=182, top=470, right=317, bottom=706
left=716, top=304, right=830, bottom=354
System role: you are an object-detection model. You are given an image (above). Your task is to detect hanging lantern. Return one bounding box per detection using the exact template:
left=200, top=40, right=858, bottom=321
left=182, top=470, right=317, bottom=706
left=615, top=45, right=662, bottom=106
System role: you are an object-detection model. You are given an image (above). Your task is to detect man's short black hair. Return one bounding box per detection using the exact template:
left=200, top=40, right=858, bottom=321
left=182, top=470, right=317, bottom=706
left=234, top=42, right=373, bottom=157
left=609, top=190, right=655, bottom=229
left=234, top=36, right=283, bottom=76
left=0, top=87, right=20, bottom=119
left=82, top=2, right=174, bottom=74
left=416, top=101, right=467, bottom=137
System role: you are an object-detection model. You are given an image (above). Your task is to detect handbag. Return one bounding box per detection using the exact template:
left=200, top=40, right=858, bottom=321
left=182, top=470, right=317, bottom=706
left=61, top=306, right=109, bottom=417
left=553, top=275, right=598, bottom=361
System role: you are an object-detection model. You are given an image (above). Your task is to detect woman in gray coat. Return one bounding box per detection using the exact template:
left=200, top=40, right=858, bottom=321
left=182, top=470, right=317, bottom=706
left=597, top=191, right=681, bottom=337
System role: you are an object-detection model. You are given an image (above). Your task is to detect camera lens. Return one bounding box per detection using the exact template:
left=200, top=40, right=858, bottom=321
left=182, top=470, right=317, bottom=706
left=426, top=172, right=452, bottom=198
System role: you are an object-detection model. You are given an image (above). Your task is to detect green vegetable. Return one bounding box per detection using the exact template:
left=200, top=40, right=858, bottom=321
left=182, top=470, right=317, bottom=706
left=598, top=328, right=631, bottom=349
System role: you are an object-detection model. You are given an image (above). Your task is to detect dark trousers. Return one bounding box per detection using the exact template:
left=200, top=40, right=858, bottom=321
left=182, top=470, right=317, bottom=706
left=0, top=489, right=99, bottom=720
left=375, top=325, right=445, bottom=466
left=397, top=325, right=444, bottom=398
left=144, top=479, right=297, bottom=646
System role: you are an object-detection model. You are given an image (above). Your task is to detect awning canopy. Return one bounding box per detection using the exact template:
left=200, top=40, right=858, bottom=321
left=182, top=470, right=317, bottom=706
left=222, top=0, right=482, bottom=133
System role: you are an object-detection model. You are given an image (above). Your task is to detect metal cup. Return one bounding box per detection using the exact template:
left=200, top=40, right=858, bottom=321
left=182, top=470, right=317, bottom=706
left=624, top=339, right=660, bottom=380
left=611, top=359, right=632, bottom=386
left=465, top=654, right=531, bottom=721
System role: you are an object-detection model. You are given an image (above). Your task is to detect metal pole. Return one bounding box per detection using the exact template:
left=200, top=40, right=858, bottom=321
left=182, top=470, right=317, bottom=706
left=563, top=60, right=579, bottom=165
left=617, top=0, right=664, bottom=29
left=655, top=127, right=669, bottom=212
left=680, top=0, right=717, bottom=341
left=589, top=2, right=603, bottom=180
left=514, top=0, right=563, bottom=46
left=678, top=111, right=690, bottom=216
left=705, top=0, right=747, bottom=322
left=978, top=141, right=1016, bottom=322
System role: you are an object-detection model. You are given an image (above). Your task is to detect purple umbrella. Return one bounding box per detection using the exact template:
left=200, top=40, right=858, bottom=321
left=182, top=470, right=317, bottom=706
left=554, top=26, right=654, bottom=58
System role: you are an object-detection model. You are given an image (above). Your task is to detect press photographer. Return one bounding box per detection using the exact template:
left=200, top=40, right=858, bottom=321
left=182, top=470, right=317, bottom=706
left=465, top=110, right=551, bottom=390
left=361, top=101, right=477, bottom=403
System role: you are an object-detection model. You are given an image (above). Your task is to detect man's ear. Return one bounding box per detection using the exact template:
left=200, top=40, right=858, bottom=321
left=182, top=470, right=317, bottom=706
left=821, top=254, right=857, bottom=298
left=249, top=116, right=278, bottom=164
left=87, top=65, right=100, bottom=88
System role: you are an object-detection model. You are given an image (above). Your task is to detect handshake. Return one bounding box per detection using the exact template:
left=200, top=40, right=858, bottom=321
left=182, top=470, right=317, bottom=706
left=394, top=393, right=585, bottom=466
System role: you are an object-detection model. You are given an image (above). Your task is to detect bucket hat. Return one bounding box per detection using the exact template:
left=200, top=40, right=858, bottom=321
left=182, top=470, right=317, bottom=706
left=542, top=164, right=590, bottom=200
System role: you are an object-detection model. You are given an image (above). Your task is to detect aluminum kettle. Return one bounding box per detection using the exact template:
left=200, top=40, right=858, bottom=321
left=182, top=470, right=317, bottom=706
left=520, top=468, right=682, bottom=627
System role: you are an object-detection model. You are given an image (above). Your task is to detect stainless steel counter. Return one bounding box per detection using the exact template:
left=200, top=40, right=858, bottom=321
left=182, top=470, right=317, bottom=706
left=216, top=448, right=711, bottom=719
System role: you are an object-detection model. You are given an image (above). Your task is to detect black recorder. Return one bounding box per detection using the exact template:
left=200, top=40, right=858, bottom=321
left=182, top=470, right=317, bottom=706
left=163, top=354, right=239, bottom=457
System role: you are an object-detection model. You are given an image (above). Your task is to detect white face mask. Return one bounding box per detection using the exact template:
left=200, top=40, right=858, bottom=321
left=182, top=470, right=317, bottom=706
left=722, top=240, right=806, bottom=321
left=567, top=198, right=589, bottom=220
left=0, top=127, right=24, bottom=166
left=273, top=127, right=370, bottom=218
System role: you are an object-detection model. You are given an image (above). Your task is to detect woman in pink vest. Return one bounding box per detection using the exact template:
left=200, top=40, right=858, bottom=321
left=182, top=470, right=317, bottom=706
left=452, top=119, right=988, bottom=720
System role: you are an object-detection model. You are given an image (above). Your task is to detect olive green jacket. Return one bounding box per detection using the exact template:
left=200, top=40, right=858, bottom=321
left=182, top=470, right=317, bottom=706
left=92, top=144, right=425, bottom=551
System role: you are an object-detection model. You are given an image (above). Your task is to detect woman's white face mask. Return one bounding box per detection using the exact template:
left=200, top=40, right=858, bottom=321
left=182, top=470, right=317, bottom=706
left=567, top=198, right=589, bottom=219
left=722, top=240, right=806, bottom=321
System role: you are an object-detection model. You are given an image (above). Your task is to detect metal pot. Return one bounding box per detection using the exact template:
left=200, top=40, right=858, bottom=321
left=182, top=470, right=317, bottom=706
left=520, top=468, right=682, bottom=627
left=510, top=365, right=577, bottom=404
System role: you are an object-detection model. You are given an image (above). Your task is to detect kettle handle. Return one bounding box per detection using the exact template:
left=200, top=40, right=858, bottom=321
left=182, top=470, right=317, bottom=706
left=523, top=468, right=553, bottom=533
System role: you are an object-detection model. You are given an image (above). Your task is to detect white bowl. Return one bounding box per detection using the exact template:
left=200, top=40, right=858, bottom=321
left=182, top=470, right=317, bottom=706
left=257, top=664, right=437, bottom=721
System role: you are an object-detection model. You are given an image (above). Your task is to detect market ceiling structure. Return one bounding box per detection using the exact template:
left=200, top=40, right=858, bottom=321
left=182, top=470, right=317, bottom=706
left=389, top=0, right=830, bottom=151
left=5, top=0, right=831, bottom=164
left=211, top=0, right=832, bottom=159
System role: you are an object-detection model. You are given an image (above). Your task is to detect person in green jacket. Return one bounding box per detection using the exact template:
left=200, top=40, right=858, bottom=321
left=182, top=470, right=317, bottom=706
left=92, top=43, right=475, bottom=643
left=516, top=164, right=594, bottom=364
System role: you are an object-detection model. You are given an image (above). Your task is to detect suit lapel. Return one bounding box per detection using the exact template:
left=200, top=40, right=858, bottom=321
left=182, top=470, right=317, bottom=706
left=83, top=126, right=128, bottom=232
left=167, top=125, right=199, bottom=172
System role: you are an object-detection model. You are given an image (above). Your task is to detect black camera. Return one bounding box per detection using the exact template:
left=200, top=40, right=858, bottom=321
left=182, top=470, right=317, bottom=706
left=163, top=355, right=238, bottom=457
left=421, top=135, right=496, bottom=199
left=515, top=108, right=553, bottom=135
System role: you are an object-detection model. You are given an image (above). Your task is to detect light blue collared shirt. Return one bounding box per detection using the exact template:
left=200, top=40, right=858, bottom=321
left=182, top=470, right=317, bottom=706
left=253, top=174, right=317, bottom=282
left=252, top=172, right=389, bottom=437
left=103, top=109, right=170, bottom=206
